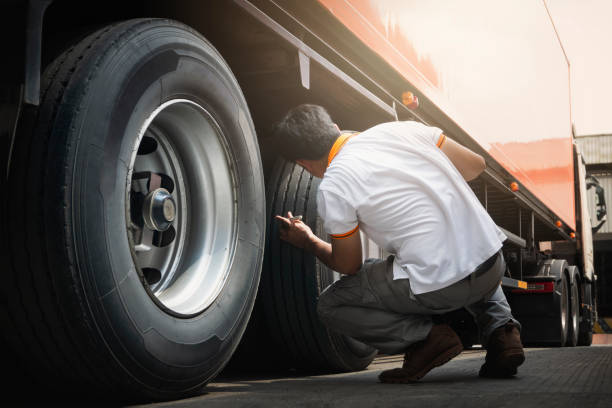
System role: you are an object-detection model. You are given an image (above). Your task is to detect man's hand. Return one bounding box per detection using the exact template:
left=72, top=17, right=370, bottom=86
left=275, top=211, right=362, bottom=275
left=275, top=211, right=316, bottom=250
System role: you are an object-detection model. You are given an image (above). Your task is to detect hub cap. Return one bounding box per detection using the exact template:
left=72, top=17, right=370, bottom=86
left=143, top=188, right=176, bottom=232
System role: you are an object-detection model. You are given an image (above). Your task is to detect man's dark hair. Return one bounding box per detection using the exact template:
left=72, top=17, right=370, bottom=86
left=272, top=104, right=339, bottom=161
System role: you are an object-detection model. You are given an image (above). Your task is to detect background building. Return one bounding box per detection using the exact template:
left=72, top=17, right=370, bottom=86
left=576, top=134, right=612, bottom=321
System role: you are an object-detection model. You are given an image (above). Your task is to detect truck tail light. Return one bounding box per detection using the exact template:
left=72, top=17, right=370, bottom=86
left=512, top=281, right=554, bottom=294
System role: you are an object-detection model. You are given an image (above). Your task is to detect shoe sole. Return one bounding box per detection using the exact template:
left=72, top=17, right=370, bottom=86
left=380, top=342, right=464, bottom=384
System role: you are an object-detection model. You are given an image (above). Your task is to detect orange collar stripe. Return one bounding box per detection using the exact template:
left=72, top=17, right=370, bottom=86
left=327, top=133, right=358, bottom=167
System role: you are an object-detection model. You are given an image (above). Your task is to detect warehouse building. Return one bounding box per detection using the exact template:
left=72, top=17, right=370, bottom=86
left=576, top=133, right=612, bottom=322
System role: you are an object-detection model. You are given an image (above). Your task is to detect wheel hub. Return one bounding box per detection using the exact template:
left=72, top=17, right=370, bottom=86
left=143, top=188, right=176, bottom=231
left=127, top=99, right=237, bottom=316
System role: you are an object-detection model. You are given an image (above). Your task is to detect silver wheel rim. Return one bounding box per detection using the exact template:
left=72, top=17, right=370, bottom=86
left=126, top=99, right=237, bottom=316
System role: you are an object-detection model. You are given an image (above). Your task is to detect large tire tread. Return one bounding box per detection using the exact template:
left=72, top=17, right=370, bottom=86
left=276, top=163, right=330, bottom=367
left=265, top=160, right=304, bottom=361
left=286, top=165, right=325, bottom=362
left=4, top=23, right=124, bottom=393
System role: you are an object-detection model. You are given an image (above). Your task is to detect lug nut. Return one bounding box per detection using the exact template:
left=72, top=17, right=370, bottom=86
left=143, top=188, right=176, bottom=231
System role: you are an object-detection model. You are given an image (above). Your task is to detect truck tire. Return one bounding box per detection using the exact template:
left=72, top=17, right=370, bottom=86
left=510, top=260, right=573, bottom=347
left=2, top=19, right=265, bottom=400
left=567, top=267, right=580, bottom=347
left=555, top=272, right=570, bottom=347
left=232, top=159, right=376, bottom=372
left=578, top=282, right=594, bottom=346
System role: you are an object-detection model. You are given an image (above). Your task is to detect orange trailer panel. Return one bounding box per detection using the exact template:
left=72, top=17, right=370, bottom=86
left=317, top=0, right=575, bottom=229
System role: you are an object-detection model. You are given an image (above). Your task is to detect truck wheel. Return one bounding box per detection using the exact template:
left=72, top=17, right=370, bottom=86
left=578, top=283, right=594, bottom=346
left=567, top=268, right=580, bottom=347
left=555, top=273, right=570, bottom=347
left=3, top=19, right=265, bottom=400
left=234, top=159, right=376, bottom=372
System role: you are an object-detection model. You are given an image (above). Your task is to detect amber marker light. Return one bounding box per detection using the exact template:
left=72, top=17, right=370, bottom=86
left=556, top=220, right=562, bottom=228
left=402, top=91, right=419, bottom=109
left=570, top=232, right=576, bottom=239
left=510, top=182, right=519, bottom=192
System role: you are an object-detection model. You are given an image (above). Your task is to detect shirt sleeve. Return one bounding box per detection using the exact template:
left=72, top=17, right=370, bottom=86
left=316, top=189, right=359, bottom=239
left=407, top=121, right=445, bottom=148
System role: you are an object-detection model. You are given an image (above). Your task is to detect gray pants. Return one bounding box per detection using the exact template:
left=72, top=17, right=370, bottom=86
left=317, top=253, right=520, bottom=354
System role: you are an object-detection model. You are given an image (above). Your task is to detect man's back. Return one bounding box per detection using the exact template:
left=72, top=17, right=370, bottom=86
left=317, top=121, right=506, bottom=294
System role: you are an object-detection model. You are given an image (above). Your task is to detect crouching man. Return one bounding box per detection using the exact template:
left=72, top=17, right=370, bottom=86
left=273, top=104, right=524, bottom=382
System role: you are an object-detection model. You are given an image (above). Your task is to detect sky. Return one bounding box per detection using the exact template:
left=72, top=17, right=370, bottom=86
left=546, top=0, right=612, bottom=136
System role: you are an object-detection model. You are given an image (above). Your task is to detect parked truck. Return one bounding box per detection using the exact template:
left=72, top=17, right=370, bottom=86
left=0, top=0, right=603, bottom=401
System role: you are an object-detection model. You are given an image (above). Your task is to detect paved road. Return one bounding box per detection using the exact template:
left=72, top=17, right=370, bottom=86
left=130, top=346, right=612, bottom=408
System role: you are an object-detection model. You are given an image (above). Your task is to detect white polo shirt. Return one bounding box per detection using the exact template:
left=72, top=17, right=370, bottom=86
left=316, top=121, right=506, bottom=295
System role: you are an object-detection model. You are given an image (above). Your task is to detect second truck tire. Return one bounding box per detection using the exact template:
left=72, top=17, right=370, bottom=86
left=231, top=159, right=377, bottom=372
left=567, top=267, right=580, bottom=347
left=2, top=19, right=265, bottom=400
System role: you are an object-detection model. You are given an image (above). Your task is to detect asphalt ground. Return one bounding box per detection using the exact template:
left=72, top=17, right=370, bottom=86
left=5, top=346, right=611, bottom=407
left=129, top=345, right=612, bottom=408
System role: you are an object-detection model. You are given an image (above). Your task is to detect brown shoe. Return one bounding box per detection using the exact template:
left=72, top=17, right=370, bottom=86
left=479, top=323, right=525, bottom=378
left=379, top=323, right=463, bottom=383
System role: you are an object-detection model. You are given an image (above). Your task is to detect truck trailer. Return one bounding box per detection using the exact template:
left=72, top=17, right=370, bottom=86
left=0, top=0, right=602, bottom=400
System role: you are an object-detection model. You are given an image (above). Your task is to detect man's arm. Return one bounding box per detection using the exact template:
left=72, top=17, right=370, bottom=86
left=438, top=134, right=486, bottom=181
left=275, top=212, right=362, bottom=275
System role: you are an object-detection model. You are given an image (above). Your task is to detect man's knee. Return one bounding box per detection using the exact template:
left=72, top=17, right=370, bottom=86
left=317, top=273, right=365, bottom=325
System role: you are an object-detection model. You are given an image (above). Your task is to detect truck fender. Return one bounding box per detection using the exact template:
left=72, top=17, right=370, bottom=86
left=537, top=259, right=568, bottom=283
